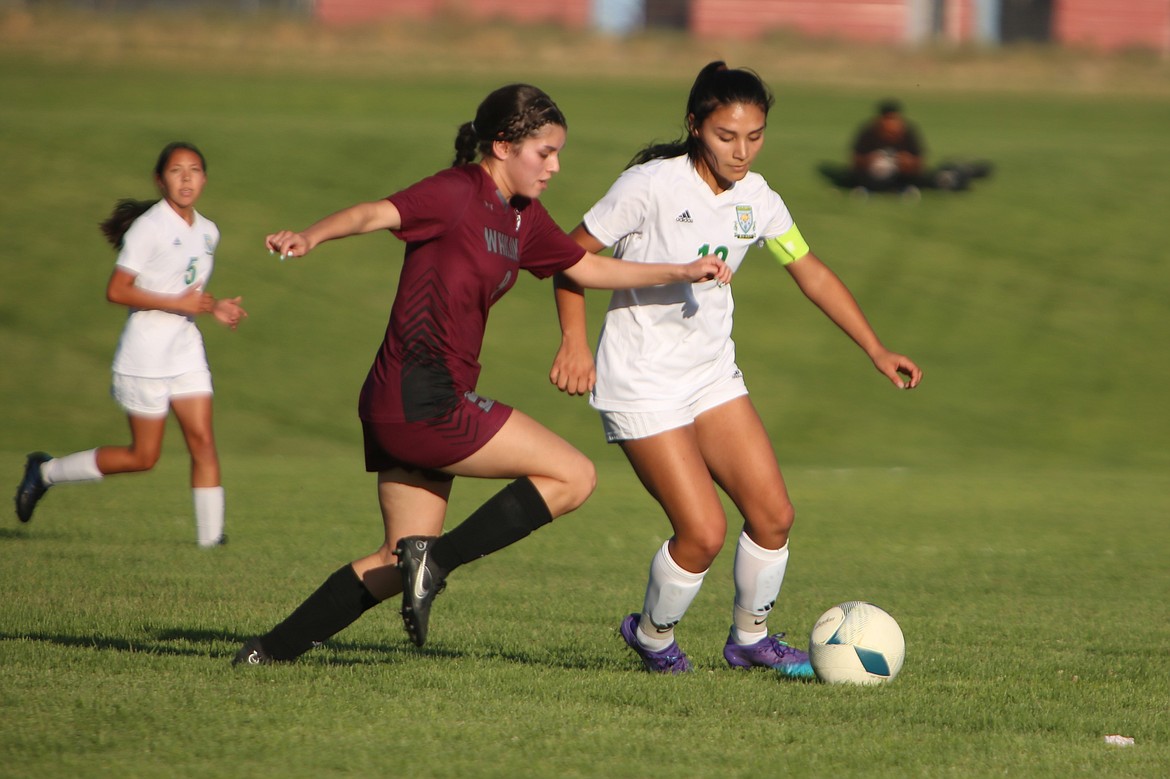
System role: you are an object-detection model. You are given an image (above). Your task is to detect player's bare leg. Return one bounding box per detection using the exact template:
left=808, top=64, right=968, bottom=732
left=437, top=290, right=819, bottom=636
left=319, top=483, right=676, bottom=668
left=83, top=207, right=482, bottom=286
left=692, top=396, right=813, bottom=679
left=397, top=409, right=596, bottom=646
left=613, top=426, right=725, bottom=672
left=172, top=394, right=227, bottom=547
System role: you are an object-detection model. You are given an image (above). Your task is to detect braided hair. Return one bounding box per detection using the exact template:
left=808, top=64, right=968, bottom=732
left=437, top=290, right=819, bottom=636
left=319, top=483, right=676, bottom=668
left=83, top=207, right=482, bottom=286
left=452, top=84, right=567, bottom=167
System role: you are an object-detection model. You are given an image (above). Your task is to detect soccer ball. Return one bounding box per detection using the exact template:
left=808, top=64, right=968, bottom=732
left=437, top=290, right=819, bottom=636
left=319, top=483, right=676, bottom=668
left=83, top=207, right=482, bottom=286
left=868, top=150, right=898, bottom=180
left=808, top=601, right=905, bottom=685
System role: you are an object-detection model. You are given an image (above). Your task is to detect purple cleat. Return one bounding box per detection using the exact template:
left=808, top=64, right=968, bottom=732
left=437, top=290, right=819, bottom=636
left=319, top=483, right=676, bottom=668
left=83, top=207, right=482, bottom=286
left=723, top=630, right=815, bottom=679
left=619, top=613, right=691, bottom=674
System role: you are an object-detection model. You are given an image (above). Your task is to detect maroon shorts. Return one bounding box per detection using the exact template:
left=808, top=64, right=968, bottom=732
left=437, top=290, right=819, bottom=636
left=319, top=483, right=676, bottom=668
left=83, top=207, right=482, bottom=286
left=362, top=390, right=513, bottom=480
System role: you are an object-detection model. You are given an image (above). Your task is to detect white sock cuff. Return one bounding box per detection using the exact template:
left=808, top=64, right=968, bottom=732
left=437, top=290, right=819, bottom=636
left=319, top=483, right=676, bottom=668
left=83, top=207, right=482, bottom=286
left=655, top=540, right=708, bottom=581
left=42, top=449, right=103, bottom=484
left=737, top=531, right=789, bottom=560
left=194, top=485, right=224, bottom=503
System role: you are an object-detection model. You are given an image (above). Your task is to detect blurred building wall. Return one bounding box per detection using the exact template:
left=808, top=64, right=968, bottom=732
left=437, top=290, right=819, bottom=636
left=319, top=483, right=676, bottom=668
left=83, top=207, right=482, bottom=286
left=314, top=0, right=590, bottom=27
left=307, top=0, right=1170, bottom=55
left=687, top=0, right=1167, bottom=53
left=1053, top=0, right=1170, bottom=54
left=689, top=0, right=911, bottom=43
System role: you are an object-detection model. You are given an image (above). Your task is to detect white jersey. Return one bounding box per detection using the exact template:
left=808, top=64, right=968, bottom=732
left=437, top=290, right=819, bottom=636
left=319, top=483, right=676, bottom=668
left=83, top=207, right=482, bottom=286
left=584, top=155, right=798, bottom=412
left=111, top=200, right=218, bottom=378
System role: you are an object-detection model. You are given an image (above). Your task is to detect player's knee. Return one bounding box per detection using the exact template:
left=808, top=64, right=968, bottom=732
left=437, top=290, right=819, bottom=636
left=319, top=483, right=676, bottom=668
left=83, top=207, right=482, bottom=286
left=697, top=533, right=726, bottom=563
left=185, top=432, right=217, bottom=460
left=677, top=527, right=725, bottom=567
left=748, top=502, right=796, bottom=549
left=776, top=501, right=796, bottom=534
left=546, top=456, right=596, bottom=516
left=126, top=449, right=161, bottom=472
left=563, top=457, right=597, bottom=512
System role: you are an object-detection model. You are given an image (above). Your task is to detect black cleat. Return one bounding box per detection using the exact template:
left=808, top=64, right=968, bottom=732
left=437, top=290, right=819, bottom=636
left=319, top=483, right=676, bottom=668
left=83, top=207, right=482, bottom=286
left=396, top=535, right=447, bottom=647
left=232, top=637, right=273, bottom=666
left=15, top=452, right=52, bottom=523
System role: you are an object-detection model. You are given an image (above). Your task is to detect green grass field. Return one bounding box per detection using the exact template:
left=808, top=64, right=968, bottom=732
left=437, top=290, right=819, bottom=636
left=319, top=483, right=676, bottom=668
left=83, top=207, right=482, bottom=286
left=2, top=11, right=1168, bottom=778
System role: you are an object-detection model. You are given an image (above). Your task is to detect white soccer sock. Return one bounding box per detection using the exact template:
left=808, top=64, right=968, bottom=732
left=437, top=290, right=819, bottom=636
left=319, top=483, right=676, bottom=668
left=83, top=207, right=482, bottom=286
left=194, top=486, right=225, bottom=548
left=637, top=540, right=707, bottom=651
left=40, top=449, right=103, bottom=485
left=731, top=533, right=790, bottom=645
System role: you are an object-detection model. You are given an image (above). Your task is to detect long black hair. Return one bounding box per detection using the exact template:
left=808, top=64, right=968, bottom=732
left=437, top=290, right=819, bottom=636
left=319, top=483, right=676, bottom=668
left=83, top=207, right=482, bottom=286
left=628, top=61, right=774, bottom=168
left=452, top=84, right=567, bottom=167
left=99, top=141, right=207, bottom=249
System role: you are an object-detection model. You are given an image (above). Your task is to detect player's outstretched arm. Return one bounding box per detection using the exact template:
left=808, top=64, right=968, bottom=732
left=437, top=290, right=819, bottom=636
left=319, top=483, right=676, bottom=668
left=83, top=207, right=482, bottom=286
left=785, top=252, right=922, bottom=389
left=561, top=251, right=730, bottom=291
left=266, top=200, right=402, bottom=260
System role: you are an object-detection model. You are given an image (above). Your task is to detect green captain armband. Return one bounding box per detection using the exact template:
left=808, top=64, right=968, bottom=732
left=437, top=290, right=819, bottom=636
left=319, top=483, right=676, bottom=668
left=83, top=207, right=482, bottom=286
left=761, top=224, right=810, bottom=266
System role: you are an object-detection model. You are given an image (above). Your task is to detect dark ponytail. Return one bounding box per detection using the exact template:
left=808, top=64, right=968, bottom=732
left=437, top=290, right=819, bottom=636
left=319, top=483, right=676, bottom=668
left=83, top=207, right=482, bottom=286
left=453, top=121, right=481, bottom=168
left=100, top=199, right=155, bottom=249
left=100, top=141, right=208, bottom=250
left=628, top=61, right=774, bottom=168
left=452, top=84, right=567, bottom=167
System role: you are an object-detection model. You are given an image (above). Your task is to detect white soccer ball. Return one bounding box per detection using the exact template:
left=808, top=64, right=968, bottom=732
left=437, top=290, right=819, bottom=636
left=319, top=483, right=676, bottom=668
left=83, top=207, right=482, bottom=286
left=868, top=150, right=898, bottom=180
left=808, top=601, right=905, bottom=685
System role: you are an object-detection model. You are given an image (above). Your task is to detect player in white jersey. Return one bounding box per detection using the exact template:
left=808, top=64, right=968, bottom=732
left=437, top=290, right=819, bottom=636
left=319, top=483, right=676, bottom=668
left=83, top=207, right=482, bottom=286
left=552, top=63, right=923, bottom=675
left=14, top=142, right=247, bottom=547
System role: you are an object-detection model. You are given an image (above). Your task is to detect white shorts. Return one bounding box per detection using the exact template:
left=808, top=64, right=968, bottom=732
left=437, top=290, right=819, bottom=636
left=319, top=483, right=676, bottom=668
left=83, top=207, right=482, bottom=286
left=599, top=372, right=749, bottom=442
left=111, top=369, right=213, bottom=417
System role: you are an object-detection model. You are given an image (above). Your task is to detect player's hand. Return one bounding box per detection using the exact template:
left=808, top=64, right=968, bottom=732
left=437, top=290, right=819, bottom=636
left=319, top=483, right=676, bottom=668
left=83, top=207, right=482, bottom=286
left=173, top=286, right=214, bottom=316
left=212, top=296, right=248, bottom=330
left=872, top=349, right=922, bottom=389
left=266, top=230, right=312, bottom=260
left=683, top=256, right=733, bottom=286
left=549, top=338, right=596, bottom=396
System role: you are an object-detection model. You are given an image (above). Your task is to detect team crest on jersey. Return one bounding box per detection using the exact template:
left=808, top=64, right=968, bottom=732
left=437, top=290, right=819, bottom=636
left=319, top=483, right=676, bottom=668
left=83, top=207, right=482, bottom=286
left=734, top=205, right=756, bottom=239
left=204, top=234, right=216, bottom=254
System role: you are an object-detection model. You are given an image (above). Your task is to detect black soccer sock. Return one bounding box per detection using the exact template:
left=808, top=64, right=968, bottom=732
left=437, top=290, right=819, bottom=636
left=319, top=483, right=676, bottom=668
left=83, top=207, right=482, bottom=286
left=429, top=477, right=553, bottom=574
left=261, top=564, right=380, bottom=661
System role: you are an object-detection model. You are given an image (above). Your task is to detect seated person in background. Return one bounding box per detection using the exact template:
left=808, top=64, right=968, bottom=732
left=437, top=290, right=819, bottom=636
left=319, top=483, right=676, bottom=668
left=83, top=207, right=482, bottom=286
left=850, top=98, right=924, bottom=193
left=818, top=99, right=993, bottom=196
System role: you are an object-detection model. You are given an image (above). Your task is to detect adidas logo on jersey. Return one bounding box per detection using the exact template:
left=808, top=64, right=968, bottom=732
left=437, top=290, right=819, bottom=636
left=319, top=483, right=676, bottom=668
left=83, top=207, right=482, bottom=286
left=675, top=210, right=693, bottom=223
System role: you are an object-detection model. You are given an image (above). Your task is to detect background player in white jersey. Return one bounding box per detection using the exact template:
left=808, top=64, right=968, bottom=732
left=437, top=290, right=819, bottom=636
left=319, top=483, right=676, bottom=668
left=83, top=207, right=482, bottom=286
left=14, top=141, right=247, bottom=547
left=551, top=62, right=923, bottom=675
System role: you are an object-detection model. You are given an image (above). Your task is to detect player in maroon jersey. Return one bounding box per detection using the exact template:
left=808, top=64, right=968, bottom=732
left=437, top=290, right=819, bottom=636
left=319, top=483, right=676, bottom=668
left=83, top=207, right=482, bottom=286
left=234, top=84, right=731, bottom=665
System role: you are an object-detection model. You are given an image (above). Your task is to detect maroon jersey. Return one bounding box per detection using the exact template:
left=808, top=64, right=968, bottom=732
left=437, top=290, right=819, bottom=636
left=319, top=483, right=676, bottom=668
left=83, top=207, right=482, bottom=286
left=358, top=164, right=585, bottom=424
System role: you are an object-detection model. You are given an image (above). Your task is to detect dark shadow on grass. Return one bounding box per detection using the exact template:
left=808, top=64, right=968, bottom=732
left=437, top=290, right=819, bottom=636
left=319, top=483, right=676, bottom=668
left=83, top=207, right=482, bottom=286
left=0, top=527, right=33, bottom=539
left=2, top=626, right=626, bottom=671
left=1, top=526, right=80, bottom=541
left=0, top=626, right=441, bottom=665
left=1, top=629, right=235, bottom=658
